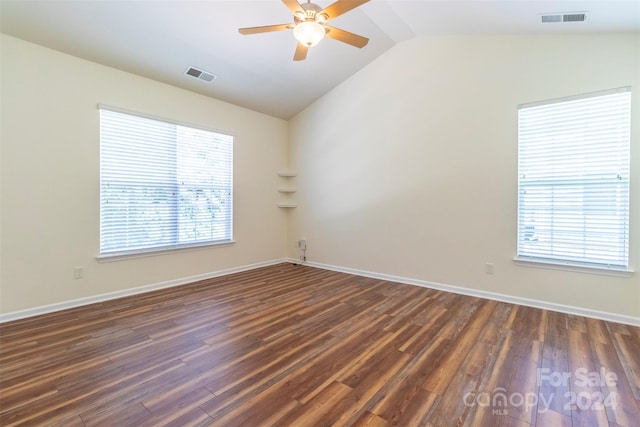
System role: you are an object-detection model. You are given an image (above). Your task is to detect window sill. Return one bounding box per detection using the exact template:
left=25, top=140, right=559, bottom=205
left=514, top=257, right=634, bottom=278
left=97, top=240, right=235, bottom=263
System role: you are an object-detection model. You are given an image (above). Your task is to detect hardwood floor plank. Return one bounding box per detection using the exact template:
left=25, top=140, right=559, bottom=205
left=53, top=414, right=87, bottom=427
left=567, top=330, right=611, bottom=426
left=287, top=315, right=393, bottom=404
left=545, top=310, right=569, bottom=337
left=536, top=409, right=572, bottom=427
left=141, top=378, right=216, bottom=413
left=386, top=388, right=439, bottom=427
left=207, top=380, right=300, bottom=427
left=81, top=401, right=150, bottom=427
left=351, top=410, right=390, bottom=427
left=162, top=407, right=216, bottom=427
left=505, top=338, right=542, bottom=425
left=609, top=331, right=640, bottom=401
left=198, top=329, right=340, bottom=419
left=460, top=328, right=515, bottom=426
left=538, top=330, right=572, bottom=417
left=334, top=346, right=414, bottom=424
left=369, top=337, right=451, bottom=421
left=138, top=386, right=216, bottom=427
left=567, top=314, right=589, bottom=334
left=421, top=299, right=497, bottom=394
left=429, top=303, right=516, bottom=426
left=397, top=305, right=449, bottom=354
left=586, top=320, right=640, bottom=426
left=340, top=322, right=419, bottom=389
left=1, top=263, right=638, bottom=427
left=274, top=380, right=354, bottom=426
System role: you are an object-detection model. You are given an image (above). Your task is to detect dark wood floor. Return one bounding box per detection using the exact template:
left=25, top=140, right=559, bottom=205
left=0, top=263, right=638, bottom=426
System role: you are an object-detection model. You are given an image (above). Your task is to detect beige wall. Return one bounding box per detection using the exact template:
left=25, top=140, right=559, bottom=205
left=289, top=34, right=640, bottom=319
left=2, top=33, right=639, bottom=321
left=0, top=35, right=289, bottom=314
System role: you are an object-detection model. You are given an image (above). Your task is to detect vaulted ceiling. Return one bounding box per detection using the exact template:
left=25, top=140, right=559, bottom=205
left=2, top=1, right=638, bottom=119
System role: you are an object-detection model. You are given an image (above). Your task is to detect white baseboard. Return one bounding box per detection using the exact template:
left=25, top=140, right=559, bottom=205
left=301, top=259, right=640, bottom=327
left=0, top=258, right=288, bottom=324
left=4, top=257, right=638, bottom=327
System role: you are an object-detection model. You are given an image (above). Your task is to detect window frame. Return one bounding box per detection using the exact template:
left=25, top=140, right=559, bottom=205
left=515, top=87, right=633, bottom=276
left=98, top=105, right=234, bottom=260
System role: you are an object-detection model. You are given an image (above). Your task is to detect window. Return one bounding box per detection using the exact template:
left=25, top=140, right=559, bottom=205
left=517, top=87, right=631, bottom=271
left=99, top=107, right=233, bottom=257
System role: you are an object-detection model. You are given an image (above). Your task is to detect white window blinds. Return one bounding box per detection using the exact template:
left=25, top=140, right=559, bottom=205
left=100, top=107, right=233, bottom=257
left=517, top=87, right=631, bottom=270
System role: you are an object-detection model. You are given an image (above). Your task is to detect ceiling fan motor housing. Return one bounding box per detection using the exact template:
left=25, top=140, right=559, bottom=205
left=294, top=2, right=327, bottom=24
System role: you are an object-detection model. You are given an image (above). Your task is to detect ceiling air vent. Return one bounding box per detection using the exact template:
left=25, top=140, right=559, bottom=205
left=185, top=66, right=216, bottom=83
left=540, top=12, right=588, bottom=23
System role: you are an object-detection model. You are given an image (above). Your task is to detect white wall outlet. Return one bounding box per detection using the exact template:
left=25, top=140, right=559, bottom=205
left=485, top=263, right=494, bottom=275
left=298, top=239, right=307, bottom=250
left=74, top=266, right=84, bottom=279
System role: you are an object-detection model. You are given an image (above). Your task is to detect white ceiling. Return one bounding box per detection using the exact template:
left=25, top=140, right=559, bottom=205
left=1, top=0, right=639, bottom=119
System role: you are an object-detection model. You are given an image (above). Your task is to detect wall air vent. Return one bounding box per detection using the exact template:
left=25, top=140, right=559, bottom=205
left=540, top=12, right=588, bottom=24
left=184, top=66, right=217, bottom=83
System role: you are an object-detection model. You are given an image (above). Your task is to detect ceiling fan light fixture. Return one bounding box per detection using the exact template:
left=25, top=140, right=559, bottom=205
left=238, top=0, right=370, bottom=61
left=293, top=21, right=326, bottom=46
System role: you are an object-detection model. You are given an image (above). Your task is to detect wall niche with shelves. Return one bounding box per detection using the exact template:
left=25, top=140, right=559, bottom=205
left=276, top=171, right=297, bottom=208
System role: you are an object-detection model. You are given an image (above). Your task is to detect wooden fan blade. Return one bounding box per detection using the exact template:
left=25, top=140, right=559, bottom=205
left=293, top=42, right=308, bottom=61
left=325, top=25, right=369, bottom=48
left=282, top=0, right=304, bottom=15
left=239, top=24, right=292, bottom=35
left=320, top=0, right=370, bottom=21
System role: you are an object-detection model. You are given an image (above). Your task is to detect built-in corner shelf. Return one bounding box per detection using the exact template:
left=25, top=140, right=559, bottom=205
left=277, top=171, right=297, bottom=208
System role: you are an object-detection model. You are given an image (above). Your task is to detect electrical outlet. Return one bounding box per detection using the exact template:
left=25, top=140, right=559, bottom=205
left=485, top=263, right=494, bottom=275
left=74, top=266, right=84, bottom=279
left=299, top=239, right=307, bottom=250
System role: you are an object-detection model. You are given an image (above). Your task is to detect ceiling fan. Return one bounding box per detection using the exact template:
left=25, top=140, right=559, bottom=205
left=239, top=0, right=370, bottom=61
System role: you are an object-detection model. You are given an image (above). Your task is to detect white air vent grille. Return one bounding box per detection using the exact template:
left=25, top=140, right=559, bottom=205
left=540, top=12, right=587, bottom=23
left=563, top=13, right=587, bottom=22
left=541, top=14, right=562, bottom=23
left=185, top=66, right=216, bottom=83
